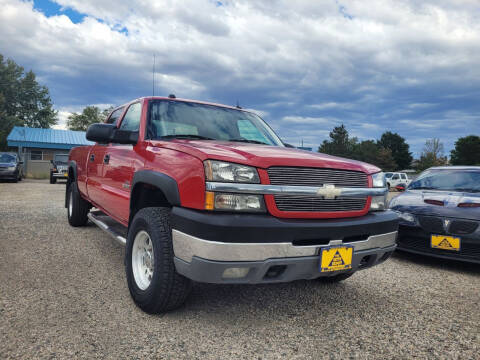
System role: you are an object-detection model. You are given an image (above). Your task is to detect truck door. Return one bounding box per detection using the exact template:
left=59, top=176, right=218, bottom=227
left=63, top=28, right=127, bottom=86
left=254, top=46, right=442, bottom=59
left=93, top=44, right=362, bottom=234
left=86, top=107, right=125, bottom=209
left=101, top=102, right=142, bottom=223
left=86, top=144, right=107, bottom=207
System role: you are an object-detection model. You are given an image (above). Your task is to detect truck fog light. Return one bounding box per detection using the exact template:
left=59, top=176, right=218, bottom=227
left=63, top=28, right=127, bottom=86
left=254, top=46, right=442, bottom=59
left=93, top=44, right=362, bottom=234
left=222, top=267, right=250, bottom=279
left=370, top=195, right=387, bottom=211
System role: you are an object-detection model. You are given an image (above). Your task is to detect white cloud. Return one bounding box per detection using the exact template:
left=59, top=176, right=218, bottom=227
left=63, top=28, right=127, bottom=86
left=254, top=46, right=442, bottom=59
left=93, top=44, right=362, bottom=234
left=0, top=0, right=479, bottom=155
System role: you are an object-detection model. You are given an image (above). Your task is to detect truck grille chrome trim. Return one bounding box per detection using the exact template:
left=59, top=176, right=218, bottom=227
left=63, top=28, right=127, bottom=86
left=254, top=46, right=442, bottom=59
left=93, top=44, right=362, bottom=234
left=205, top=182, right=387, bottom=198
left=172, top=229, right=398, bottom=262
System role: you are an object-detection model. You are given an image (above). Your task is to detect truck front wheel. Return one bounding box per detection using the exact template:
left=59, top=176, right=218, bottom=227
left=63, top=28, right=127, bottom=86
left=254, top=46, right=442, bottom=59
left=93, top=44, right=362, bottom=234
left=125, top=207, right=191, bottom=314
left=67, top=181, right=89, bottom=226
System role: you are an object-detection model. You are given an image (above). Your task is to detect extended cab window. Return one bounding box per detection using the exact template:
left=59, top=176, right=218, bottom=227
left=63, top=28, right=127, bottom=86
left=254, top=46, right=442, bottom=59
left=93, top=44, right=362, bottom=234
left=147, top=100, right=282, bottom=146
left=401, top=174, right=407, bottom=180
left=119, top=103, right=142, bottom=131
left=106, top=107, right=124, bottom=124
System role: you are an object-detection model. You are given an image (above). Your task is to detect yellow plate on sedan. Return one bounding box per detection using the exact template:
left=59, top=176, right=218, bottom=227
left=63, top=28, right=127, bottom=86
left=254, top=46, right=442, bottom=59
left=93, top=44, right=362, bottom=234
left=320, top=246, right=353, bottom=272
left=431, top=235, right=460, bottom=251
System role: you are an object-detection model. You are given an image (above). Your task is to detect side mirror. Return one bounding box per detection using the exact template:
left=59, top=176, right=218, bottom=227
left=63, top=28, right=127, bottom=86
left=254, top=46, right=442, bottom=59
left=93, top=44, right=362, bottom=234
left=19, top=161, right=24, bottom=165
left=86, top=124, right=139, bottom=145
left=86, top=123, right=115, bottom=143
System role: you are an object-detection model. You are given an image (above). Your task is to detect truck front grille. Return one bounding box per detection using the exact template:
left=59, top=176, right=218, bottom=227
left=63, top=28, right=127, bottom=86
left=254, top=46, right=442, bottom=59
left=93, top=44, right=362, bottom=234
left=267, top=167, right=368, bottom=212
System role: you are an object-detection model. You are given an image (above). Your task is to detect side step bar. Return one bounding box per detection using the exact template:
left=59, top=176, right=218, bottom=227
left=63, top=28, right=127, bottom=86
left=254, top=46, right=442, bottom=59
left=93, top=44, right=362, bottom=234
left=87, top=212, right=127, bottom=246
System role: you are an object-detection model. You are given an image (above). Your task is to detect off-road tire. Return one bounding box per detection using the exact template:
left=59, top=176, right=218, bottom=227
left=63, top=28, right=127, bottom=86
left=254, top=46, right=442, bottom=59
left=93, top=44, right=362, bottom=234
left=67, top=181, right=90, bottom=226
left=126, top=207, right=191, bottom=314
left=317, top=272, right=355, bottom=283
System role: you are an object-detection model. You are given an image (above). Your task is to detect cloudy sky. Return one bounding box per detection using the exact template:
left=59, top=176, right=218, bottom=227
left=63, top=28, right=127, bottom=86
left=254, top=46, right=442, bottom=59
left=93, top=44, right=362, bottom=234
left=1, top=0, right=479, bottom=156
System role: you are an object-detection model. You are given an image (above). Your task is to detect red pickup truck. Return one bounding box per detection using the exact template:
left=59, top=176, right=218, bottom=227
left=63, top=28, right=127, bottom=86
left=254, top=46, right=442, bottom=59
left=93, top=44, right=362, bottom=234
left=67, top=96, right=398, bottom=313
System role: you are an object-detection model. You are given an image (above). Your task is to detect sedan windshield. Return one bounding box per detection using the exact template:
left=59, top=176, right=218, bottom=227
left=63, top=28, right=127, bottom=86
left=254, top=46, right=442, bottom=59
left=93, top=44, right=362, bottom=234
left=146, top=100, right=283, bottom=146
left=0, top=153, right=16, bottom=163
left=409, top=169, right=480, bottom=192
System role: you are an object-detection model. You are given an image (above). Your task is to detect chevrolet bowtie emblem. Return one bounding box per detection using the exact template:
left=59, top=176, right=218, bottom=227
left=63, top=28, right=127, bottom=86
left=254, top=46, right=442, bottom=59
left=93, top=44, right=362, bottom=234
left=443, top=219, right=451, bottom=230
left=316, top=184, right=342, bottom=199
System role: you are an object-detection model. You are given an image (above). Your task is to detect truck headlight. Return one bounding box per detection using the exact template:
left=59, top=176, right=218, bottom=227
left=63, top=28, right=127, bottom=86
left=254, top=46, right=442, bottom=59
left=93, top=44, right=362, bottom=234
left=205, top=192, right=265, bottom=212
left=370, top=172, right=387, bottom=211
left=204, top=160, right=260, bottom=183
left=371, top=172, right=386, bottom=188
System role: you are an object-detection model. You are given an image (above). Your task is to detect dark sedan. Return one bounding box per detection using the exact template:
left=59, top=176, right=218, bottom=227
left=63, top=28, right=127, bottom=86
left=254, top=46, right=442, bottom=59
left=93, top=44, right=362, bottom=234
left=0, top=152, right=23, bottom=182
left=389, top=166, right=480, bottom=264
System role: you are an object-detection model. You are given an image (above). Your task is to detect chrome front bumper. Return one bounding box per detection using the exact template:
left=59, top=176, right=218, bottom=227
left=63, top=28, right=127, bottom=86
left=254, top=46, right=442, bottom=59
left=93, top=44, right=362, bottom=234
left=172, top=229, right=398, bottom=262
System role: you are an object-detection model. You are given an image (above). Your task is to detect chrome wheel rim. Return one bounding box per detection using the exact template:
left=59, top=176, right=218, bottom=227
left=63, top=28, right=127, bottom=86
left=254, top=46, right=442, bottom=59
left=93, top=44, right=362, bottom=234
left=132, top=230, right=154, bottom=290
left=68, top=190, right=73, bottom=217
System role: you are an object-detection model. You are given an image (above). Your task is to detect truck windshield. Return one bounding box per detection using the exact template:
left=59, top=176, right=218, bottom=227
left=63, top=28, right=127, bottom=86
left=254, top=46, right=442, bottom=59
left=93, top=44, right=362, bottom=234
left=55, top=154, right=69, bottom=163
left=147, top=100, right=284, bottom=146
left=409, top=169, right=480, bottom=192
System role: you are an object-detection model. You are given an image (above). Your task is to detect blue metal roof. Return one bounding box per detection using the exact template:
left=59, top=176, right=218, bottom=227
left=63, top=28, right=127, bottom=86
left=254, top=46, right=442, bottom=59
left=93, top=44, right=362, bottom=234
left=7, top=127, right=93, bottom=150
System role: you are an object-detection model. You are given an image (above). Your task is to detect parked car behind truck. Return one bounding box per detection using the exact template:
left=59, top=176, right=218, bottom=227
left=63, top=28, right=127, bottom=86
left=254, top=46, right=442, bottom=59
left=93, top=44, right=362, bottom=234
left=67, top=96, right=398, bottom=313
left=0, top=152, right=23, bottom=182
left=50, top=153, right=69, bottom=184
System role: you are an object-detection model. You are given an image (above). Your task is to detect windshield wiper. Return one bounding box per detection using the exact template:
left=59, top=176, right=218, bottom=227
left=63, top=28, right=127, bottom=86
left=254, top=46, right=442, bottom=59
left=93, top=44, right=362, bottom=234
left=410, top=186, right=437, bottom=190
left=445, top=188, right=480, bottom=193
left=159, top=134, right=214, bottom=140
left=228, top=138, right=268, bottom=145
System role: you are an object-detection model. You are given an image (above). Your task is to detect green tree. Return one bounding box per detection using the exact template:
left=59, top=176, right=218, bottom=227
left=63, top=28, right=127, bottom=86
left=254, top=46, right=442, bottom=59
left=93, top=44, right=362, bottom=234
left=0, top=54, right=57, bottom=150
left=415, top=138, right=448, bottom=171
left=67, top=106, right=108, bottom=131
left=351, top=140, right=397, bottom=171
left=450, top=135, right=480, bottom=165
left=377, top=131, right=412, bottom=170
left=318, top=124, right=357, bottom=158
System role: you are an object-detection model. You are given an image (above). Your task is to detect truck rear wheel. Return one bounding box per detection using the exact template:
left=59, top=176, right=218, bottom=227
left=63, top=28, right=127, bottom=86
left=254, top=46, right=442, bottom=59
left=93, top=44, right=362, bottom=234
left=125, top=207, right=191, bottom=314
left=67, top=181, right=89, bottom=226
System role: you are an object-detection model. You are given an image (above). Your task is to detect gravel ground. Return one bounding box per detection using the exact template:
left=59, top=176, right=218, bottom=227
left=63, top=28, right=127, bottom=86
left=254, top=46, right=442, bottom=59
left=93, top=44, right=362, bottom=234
left=1, top=180, right=479, bottom=359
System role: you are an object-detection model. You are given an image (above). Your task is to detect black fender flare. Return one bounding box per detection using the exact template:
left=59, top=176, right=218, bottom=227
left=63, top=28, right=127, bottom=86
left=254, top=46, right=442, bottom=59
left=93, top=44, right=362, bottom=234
left=66, top=160, right=78, bottom=207
left=130, top=170, right=181, bottom=209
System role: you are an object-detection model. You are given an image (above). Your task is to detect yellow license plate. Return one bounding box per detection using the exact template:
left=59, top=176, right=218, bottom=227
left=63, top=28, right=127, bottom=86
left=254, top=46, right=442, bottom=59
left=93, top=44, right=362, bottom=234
left=431, top=235, right=460, bottom=251
left=64, top=173, right=68, bottom=177
left=320, top=246, right=353, bottom=272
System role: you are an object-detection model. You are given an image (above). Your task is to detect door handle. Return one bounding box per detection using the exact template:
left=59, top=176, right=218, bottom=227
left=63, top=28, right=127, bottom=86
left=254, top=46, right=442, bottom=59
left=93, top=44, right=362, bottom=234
left=104, top=154, right=110, bottom=164
left=90, top=154, right=95, bottom=162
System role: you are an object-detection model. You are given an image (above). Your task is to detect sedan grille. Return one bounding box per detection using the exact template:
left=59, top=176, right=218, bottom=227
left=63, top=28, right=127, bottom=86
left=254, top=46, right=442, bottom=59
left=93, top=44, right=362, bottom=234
left=267, top=167, right=368, bottom=212
left=418, top=216, right=445, bottom=234
left=449, top=220, right=479, bottom=235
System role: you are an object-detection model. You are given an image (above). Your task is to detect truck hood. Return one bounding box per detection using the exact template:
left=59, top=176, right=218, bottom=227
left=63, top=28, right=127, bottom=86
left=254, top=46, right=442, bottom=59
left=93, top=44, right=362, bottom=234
left=149, top=140, right=380, bottom=174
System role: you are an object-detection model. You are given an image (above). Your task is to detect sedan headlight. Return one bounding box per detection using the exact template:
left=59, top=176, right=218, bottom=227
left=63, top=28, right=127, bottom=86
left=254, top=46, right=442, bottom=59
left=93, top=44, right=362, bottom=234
left=394, top=211, right=416, bottom=225
left=204, top=160, right=260, bottom=183
left=370, top=172, right=387, bottom=211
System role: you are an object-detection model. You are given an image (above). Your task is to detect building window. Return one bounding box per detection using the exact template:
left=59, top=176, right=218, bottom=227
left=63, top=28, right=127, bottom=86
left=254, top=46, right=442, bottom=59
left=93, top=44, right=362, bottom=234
left=30, top=150, right=43, bottom=160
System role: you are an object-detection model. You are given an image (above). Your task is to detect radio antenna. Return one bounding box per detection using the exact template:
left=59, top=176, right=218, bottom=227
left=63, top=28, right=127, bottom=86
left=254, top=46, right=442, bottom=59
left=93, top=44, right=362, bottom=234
left=152, top=54, right=156, bottom=96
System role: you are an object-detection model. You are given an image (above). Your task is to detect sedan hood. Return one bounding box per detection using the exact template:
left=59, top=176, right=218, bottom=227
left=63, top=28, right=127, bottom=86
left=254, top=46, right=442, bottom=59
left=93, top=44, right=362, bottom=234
left=389, top=189, right=480, bottom=221
left=150, top=140, right=380, bottom=174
